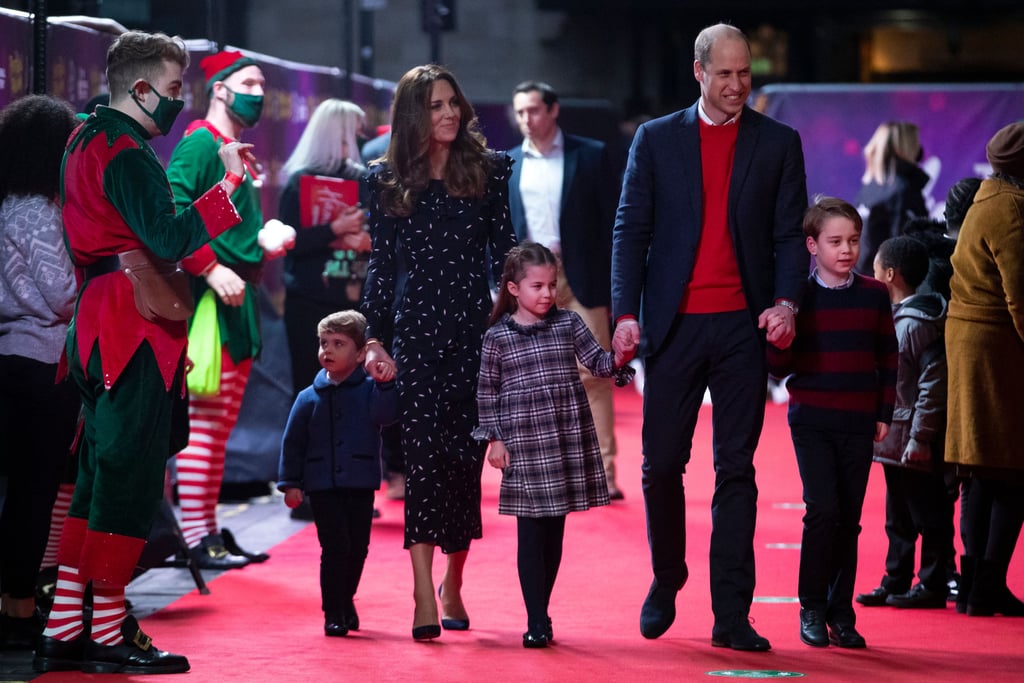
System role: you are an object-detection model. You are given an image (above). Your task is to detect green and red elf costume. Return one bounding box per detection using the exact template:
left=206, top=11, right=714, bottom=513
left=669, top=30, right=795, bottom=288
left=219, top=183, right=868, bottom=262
left=43, top=105, right=240, bottom=662
left=165, top=50, right=266, bottom=561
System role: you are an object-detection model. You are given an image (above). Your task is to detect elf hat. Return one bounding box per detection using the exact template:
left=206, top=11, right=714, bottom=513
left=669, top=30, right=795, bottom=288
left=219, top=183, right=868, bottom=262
left=200, top=50, right=258, bottom=94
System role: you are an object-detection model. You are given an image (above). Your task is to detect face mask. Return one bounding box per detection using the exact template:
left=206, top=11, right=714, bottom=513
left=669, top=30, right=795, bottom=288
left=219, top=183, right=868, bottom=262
left=224, top=88, right=264, bottom=127
left=131, top=83, right=185, bottom=136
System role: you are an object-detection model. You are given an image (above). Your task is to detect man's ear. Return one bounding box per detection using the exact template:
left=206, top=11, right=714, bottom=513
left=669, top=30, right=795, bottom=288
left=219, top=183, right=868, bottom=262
left=130, top=79, right=149, bottom=98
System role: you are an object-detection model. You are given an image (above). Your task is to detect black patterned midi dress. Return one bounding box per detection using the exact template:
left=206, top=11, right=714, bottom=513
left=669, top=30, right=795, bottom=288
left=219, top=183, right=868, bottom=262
left=361, top=153, right=518, bottom=552
left=473, top=309, right=612, bottom=517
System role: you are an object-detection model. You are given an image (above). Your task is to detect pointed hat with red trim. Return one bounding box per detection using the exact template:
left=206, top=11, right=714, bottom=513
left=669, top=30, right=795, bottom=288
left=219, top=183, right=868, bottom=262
left=199, top=50, right=258, bottom=94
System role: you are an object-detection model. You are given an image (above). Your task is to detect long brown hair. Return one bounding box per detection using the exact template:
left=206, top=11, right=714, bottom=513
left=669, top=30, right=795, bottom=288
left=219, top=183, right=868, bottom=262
left=378, top=64, right=489, bottom=217
left=488, top=242, right=559, bottom=327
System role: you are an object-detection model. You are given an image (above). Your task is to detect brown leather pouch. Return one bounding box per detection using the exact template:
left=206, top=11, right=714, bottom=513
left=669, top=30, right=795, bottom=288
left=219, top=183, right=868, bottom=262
left=119, top=248, right=195, bottom=322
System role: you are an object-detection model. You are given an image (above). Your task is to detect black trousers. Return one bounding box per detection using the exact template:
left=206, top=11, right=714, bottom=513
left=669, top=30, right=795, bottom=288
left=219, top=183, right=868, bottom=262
left=309, top=488, right=375, bottom=618
left=961, top=476, right=1024, bottom=566
left=516, top=515, right=566, bottom=630
left=792, top=425, right=873, bottom=625
left=880, top=463, right=954, bottom=593
left=0, top=354, right=79, bottom=598
left=641, top=311, right=765, bottom=621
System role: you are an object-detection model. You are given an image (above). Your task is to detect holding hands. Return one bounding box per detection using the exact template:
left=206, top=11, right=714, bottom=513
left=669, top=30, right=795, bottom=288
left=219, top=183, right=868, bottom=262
left=363, top=341, right=397, bottom=382
left=612, top=318, right=640, bottom=367
left=758, top=304, right=796, bottom=349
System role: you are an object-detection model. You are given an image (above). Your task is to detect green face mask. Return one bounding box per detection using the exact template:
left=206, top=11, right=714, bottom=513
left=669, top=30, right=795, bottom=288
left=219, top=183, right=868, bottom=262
left=131, top=84, right=185, bottom=137
left=225, top=88, right=264, bottom=127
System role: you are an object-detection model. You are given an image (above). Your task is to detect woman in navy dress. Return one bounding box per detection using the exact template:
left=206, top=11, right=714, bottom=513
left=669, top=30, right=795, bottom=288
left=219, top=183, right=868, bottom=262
left=361, top=64, right=517, bottom=640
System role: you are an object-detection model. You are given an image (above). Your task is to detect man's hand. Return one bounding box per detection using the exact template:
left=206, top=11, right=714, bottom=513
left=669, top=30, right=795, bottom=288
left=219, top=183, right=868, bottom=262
left=612, top=319, right=640, bottom=366
left=217, top=141, right=255, bottom=178
left=205, top=263, right=246, bottom=307
left=283, top=488, right=303, bottom=509
left=758, top=304, right=796, bottom=349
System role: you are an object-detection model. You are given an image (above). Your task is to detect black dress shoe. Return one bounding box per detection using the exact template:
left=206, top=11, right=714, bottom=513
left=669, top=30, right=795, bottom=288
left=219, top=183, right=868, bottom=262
left=799, top=608, right=828, bottom=647
left=522, top=626, right=549, bottom=649
left=81, top=616, right=190, bottom=674
left=190, top=533, right=250, bottom=570
left=711, top=616, right=772, bottom=651
left=220, top=527, right=270, bottom=563
left=640, top=581, right=677, bottom=639
left=342, top=603, right=360, bottom=631
left=438, top=585, right=470, bottom=630
left=885, top=583, right=947, bottom=609
left=827, top=621, right=866, bottom=649
left=855, top=586, right=893, bottom=607
left=412, top=624, right=441, bottom=641
left=33, top=634, right=84, bottom=672
left=324, top=616, right=348, bottom=637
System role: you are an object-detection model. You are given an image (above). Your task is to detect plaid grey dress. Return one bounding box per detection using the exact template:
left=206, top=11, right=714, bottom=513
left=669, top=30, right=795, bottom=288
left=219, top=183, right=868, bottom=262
left=474, top=309, right=612, bottom=517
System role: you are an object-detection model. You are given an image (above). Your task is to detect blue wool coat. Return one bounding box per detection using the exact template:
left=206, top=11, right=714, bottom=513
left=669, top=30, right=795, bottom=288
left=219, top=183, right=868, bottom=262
left=278, top=367, right=398, bottom=493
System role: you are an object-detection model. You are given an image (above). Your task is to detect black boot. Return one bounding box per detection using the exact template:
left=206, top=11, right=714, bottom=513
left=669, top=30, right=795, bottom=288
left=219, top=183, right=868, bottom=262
left=956, top=555, right=974, bottom=614
left=965, top=558, right=1024, bottom=616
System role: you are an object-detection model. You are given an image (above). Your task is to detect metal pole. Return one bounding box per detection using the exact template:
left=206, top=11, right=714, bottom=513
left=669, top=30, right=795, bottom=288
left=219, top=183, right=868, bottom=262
left=32, top=0, right=48, bottom=94
left=359, top=5, right=374, bottom=77
left=428, top=0, right=441, bottom=64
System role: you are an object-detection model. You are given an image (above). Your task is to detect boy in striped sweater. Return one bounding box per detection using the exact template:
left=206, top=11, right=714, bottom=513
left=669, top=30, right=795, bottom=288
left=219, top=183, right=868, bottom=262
left=767, top=196, right=898, bottom=650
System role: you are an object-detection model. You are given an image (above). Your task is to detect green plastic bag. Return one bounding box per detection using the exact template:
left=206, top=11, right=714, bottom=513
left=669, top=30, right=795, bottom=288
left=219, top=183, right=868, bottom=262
left=187, top=290, right=221, bottom=396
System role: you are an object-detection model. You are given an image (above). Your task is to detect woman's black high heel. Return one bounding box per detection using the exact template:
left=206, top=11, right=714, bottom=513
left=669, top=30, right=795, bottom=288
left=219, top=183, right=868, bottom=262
left=438, top=585, right=470, bottom=630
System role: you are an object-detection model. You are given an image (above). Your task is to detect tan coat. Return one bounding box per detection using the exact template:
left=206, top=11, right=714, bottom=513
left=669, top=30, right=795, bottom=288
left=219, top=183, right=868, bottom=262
left=945, top=178, right=1024, bottom=472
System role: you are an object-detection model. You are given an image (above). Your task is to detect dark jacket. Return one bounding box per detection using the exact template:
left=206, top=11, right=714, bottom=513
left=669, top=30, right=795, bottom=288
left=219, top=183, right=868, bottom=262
left=854, top=158, right=929, bottom=275
left=612, top=102, right=808, bottom=357
left=278, top=366, right=398, bottom=493
left=873, top=292, right=947, bottom=470
left=508, top=133, right=619, bottom=309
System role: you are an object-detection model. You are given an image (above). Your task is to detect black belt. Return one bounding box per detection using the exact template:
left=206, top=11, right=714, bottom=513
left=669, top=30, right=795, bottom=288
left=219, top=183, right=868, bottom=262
left=81, top=254, right=120, bottom=281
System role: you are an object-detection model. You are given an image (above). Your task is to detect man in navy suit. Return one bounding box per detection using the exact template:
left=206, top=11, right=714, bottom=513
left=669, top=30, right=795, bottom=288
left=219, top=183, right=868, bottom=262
left=611, top=23, right=808, bottom=650
left=509, top=81, right=624, bottom=499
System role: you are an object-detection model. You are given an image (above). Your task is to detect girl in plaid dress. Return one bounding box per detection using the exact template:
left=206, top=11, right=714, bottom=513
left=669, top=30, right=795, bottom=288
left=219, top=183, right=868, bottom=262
left=474, top=243, right=627, bottom=648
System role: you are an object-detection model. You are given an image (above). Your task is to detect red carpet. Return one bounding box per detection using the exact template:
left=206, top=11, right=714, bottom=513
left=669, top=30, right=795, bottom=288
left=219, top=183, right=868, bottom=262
left=39, top=388, right=1024, bottom=681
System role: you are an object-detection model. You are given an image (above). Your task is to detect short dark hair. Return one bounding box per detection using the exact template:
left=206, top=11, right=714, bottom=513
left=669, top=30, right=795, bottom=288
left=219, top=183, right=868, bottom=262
left=106, top=31, right=189, bottom=100
left=803, top=195, right=863, bottom=239
left=317, top=310, right=367, bottom=348
left=512, top=81, right=558, bottom=108
left=877, top=236, right=930, bottom=289
left=0, top=94, right=76, bottom=201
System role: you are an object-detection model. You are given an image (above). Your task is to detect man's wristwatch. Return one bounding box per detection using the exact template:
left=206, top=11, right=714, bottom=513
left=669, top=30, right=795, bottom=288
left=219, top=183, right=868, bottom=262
left=776, top=299, right=799, bottom=315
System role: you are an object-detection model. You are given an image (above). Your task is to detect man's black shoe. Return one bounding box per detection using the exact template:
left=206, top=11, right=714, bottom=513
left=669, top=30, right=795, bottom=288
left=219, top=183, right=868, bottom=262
left=33, top=634, right=84, bottom=672
left=190, top=533, right=250, bottom=570
left=220, top=527, right=269, bottom=563
left=855, top=586, right=892, bottom=607
left=799, top=608, right=828, bottom=647
left=885, top=583, right=947, bottom=609
left=711, top=615, right=771, bottom=651
left=639, top=582, right=677, bottom=639
left=827, top=621, right=866, bottom=649
left=81, top=616, right=189, bottom=674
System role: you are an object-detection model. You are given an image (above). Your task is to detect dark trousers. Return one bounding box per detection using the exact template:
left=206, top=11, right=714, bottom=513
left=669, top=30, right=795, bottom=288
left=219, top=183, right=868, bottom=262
left=961, top=477, right=1024, bottom=565
left=516, top=515, right=566, bottom=630
left=880, top=463, right=954, bottom=593
left=0, top=354, right=80, bottom=598
left=309, top=488, right=375, bottom=618
left=642, top=311, right=765, bottom=621
left=792, top=425, right=873, bottom=624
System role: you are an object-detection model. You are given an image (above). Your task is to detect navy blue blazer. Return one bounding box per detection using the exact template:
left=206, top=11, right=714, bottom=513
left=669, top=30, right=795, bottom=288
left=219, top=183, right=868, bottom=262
left=611, top=102, right=809, bottom=357
left=509, top=133, right=617, bottom=309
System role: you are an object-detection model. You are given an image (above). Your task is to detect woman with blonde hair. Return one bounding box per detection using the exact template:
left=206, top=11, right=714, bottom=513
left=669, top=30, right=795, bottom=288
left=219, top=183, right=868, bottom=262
left=855, top=120, right=929, bottom=273
left=279, top=98, right=371, bottom=395
left=360, top=64, right=518, bottom=640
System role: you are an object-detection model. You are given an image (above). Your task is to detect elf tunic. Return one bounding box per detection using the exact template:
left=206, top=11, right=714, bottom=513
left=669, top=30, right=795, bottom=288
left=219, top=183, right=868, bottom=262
left=167, top=120, right=263, bottom=362
left=60, top=106, right=241, bottom=585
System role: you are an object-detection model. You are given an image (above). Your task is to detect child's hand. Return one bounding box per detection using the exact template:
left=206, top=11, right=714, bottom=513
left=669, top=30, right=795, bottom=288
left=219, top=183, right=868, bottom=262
left=284, top=488, right=304, bottom=509
left=874, top=422, right=890, bottom=443
left=901, top=438, right=931, bottom=464
left=487, top=440, right=509, bottom=470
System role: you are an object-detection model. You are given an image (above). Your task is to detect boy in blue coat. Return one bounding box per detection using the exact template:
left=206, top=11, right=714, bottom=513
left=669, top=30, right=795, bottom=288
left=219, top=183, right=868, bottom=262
left=278, top=310, right=398, bottom=636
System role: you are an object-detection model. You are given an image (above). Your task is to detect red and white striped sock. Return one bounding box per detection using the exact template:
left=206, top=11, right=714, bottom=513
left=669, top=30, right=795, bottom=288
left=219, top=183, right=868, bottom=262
left=177, top=354, right=250, bottom=548
left=40, top=484, right=75, bottom=570
left=90, top=582, right=127, bottom=645
left=41, top=566, right=85, bottom=642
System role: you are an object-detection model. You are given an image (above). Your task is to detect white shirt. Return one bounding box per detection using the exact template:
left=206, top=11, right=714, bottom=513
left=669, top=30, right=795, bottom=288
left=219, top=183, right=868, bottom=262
left=519, top=128, right=564, bottom=253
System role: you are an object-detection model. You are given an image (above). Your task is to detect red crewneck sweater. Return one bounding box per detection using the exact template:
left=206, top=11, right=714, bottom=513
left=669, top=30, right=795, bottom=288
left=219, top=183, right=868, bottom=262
left=679, top=119, right=747, bottom=314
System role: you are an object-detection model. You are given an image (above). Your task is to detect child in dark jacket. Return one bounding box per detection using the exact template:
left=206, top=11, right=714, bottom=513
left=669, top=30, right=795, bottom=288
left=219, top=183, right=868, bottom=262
left=768, top=197, right=898, bottom=650
left=278, top=310, right=398, bottom=637
left=856, top=236, right=953, bottom=610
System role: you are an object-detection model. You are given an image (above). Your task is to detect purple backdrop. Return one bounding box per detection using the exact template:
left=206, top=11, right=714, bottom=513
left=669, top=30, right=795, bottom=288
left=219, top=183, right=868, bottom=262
left=757, top=84, right=1024, bottom=218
